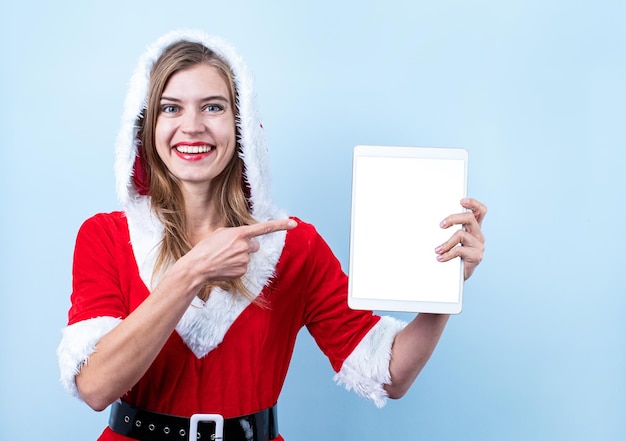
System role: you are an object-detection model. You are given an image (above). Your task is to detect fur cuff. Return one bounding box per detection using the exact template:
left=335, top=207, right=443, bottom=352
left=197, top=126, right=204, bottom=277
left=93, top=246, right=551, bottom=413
left=56, top=316, right=122, bottom=399
left=334, top=316, right=406, bottom=407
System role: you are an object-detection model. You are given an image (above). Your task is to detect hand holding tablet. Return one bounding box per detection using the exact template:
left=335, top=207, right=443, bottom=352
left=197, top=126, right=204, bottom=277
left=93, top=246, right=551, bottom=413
left=348, top=145, right=470, bottom=314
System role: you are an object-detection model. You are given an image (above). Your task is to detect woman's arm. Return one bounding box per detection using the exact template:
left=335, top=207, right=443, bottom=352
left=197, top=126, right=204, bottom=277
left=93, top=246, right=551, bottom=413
left=76, top=219, right=296, bottom=411
left=384, top=313, right=449, bottom=398
left=384, top=198, right=487, bottom=398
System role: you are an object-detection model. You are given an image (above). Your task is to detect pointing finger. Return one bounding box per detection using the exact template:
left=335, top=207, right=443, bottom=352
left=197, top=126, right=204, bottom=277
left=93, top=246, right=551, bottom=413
left=241, top=218, right=297, bottom=239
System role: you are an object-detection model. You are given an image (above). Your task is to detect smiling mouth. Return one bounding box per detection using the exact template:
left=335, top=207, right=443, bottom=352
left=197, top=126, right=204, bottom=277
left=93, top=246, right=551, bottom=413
left=174, top=145, right=214, bottom=154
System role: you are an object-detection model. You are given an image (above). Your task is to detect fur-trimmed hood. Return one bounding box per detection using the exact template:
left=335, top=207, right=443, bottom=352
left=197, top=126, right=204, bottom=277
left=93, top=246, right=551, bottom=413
left=111, top=30, right=287, bottom=358
left=115, top=29, right=280, bottom=222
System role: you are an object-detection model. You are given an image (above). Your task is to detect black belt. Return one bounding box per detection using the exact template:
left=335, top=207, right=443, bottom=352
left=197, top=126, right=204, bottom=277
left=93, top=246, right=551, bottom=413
left=109, top=400, right=278, bottom=441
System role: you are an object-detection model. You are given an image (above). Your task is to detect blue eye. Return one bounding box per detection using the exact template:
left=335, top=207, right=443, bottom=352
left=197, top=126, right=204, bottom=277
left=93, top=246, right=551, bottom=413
left=160, top=104, right=179, bottom=114
left=204, top=104, right=225, bottom=113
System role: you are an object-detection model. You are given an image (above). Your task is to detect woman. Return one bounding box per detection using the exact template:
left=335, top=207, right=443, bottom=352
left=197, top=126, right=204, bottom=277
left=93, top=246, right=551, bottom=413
left=57, top=30, right=487, bottom=441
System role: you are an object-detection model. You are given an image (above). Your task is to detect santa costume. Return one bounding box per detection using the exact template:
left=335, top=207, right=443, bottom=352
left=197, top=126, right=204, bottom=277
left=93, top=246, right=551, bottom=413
left=57, top=30, right=405, bottom=441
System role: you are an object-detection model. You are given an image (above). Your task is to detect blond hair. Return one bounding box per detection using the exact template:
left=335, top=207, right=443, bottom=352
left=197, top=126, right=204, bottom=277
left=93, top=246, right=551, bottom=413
left=138, top=40, right=257, bottom=301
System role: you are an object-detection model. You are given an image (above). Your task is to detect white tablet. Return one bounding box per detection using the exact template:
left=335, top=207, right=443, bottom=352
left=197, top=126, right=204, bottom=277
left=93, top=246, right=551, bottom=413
left=347, top=145, right=468, bottom=314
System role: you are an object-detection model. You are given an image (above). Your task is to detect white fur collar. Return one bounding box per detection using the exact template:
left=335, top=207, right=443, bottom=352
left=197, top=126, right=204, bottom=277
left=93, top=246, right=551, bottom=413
left=125, top=198, right=286, bottom=358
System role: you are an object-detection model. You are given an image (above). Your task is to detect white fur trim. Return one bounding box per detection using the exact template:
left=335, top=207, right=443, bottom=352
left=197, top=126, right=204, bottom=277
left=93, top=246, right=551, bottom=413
left=124, top=197, right=163, bottom=288
left=56, top=316, right=122, bottom=400
left=124, top=199, right=287, bottom=358
left=334, top=316, right=406, bottom=408
left=175, top=222, right=287, bottom=358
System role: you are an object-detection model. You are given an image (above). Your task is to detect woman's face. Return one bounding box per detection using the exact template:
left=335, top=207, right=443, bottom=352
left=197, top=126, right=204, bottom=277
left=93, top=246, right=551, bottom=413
left=155, top=63, right=236, bottom=194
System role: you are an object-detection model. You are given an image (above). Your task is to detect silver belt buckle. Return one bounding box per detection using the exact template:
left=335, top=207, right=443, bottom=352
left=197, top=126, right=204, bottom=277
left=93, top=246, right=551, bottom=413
left=189, top=413, right=224, bottom=440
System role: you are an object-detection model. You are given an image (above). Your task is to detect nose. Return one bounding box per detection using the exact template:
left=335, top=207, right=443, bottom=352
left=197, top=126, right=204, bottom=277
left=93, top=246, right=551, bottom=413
left=180, top=109, right=206, bottom=134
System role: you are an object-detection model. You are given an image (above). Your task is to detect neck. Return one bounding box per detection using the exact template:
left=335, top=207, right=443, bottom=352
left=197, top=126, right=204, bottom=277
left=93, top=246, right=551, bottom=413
left=181, top=184, right=223, bottom=244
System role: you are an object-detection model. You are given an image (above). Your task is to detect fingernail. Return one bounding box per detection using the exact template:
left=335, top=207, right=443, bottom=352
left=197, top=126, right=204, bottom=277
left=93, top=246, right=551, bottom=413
left=287, top=219, right=297, bottom=228
left=436, top=254, right=445, bottom=261
left=440, top=220, right=447, bottom=228
left=435, top=245, right=443, bottom=253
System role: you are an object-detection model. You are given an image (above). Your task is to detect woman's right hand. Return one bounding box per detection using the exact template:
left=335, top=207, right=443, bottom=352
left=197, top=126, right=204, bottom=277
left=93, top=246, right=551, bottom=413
left=181, top=218, right=297, bottom=286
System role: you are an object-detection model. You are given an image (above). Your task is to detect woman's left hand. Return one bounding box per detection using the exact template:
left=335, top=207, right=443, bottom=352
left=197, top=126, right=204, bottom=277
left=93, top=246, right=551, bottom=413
left=435, top=198, right=487, bottom=280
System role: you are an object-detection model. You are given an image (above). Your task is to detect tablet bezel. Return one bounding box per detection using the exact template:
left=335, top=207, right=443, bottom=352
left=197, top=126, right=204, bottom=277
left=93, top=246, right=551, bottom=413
left=347, top=145, right=468, bottom=314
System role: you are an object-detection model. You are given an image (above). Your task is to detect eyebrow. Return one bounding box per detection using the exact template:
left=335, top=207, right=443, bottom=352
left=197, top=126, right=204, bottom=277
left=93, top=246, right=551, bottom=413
left=160, top=95, right=230, bottom=103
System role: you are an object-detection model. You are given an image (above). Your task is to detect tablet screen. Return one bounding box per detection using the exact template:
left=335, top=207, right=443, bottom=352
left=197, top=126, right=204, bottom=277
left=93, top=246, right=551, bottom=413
left=347, top=145, right=468, bottom=314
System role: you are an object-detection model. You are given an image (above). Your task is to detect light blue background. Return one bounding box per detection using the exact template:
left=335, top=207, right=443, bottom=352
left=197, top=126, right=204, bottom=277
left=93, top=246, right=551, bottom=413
left=1, top=1, right=624, bottom=440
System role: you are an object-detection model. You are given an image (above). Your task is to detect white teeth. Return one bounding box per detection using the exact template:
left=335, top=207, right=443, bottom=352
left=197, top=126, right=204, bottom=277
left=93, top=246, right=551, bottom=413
left=175, top=145, right=213, bottom=154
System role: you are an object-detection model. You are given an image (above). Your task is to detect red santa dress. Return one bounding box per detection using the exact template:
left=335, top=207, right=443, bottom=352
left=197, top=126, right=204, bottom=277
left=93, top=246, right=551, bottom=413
left=56, top=30, right=405, bottom=441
